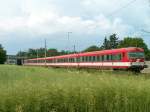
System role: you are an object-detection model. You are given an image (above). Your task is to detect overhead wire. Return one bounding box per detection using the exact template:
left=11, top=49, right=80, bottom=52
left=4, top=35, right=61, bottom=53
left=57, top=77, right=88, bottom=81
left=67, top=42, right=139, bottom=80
left=106, top=0, right=137, bottom=17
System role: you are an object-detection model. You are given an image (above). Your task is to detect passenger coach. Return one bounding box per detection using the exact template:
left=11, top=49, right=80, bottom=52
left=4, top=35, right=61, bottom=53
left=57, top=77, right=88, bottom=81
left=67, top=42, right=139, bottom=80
left=24, top=47, right=148, bottom=72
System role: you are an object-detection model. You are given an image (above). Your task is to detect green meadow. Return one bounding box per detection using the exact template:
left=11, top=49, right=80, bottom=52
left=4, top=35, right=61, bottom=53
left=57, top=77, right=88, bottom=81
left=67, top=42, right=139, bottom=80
left=0, top=65, right=150, bottom=112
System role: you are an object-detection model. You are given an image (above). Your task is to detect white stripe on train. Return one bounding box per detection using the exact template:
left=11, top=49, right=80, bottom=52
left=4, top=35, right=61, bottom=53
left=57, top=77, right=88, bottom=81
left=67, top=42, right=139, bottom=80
left=24, top=62, right=145, bottom=67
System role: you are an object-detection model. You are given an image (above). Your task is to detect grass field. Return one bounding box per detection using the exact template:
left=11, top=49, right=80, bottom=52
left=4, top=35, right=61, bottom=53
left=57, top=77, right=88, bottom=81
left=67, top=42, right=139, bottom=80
left=0, top=65, right=150, bottom=112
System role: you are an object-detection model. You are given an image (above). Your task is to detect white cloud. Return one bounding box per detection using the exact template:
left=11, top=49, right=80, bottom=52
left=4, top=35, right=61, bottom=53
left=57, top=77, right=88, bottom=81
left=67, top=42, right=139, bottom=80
left=0, top=0, right=149, bottom=54
left=0, top=10, right=131, bottom=38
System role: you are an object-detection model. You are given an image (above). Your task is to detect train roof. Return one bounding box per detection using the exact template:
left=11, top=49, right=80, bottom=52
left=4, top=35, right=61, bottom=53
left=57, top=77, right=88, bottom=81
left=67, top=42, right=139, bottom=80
left=27, top=47, right=144, bottom=61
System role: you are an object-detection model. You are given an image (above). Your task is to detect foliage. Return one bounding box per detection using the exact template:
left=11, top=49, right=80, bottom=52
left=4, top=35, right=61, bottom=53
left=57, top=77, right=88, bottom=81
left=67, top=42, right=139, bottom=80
left=0, top=44, right=6, bottom=64
left=101, top=34, right=119, bottom=50
left=83, top=45, right=100, bottom=52
left=0, top=65, right=150, bottom=112
left=47, top=48, right=59, bottom=56
left=17, top=48, right=74, bottom=59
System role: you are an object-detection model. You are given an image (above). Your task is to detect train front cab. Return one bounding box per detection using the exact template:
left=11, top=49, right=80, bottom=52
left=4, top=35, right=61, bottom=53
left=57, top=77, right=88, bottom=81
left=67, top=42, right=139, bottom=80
left=126, top=50, right=148, bottom=72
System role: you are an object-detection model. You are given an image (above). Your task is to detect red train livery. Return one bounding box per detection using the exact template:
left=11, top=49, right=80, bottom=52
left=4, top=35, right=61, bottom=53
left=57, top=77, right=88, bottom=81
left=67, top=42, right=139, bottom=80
left=24, top=47, right=148, bottom=72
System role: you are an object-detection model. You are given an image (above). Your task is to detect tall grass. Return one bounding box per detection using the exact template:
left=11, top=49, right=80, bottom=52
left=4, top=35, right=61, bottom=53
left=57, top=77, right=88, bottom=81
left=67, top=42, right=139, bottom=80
left=0, top=65, right=150, bottom=112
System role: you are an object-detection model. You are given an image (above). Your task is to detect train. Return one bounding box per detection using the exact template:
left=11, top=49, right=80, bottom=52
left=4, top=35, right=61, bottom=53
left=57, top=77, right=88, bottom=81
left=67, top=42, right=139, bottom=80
left=24, top=47, right=148, bottom=72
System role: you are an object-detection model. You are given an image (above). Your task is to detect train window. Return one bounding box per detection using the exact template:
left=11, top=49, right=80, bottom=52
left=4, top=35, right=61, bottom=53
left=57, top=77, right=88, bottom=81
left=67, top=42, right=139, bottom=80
left=62, top=59, right=65, bottom=62
left=107, top=55, right=112, bottom=61
left=65, top=58, right=68, bottom=63
left=110, top=55, right=113, bottom=60
left=89, top=56, right=92, bottom=62
left=96, top=56, right=100, bottom=61
left=93, top=56, right=96, bottom=62
left=70, top=58, right=71, bottom=62
left=112, top=54, right=122, bottom=61
left=70, top=58, right=74, bottom=62
left=82, top=57, right=84, bottom=62
left=71, top=58, right=73, bottom=62
left=54, top=59, right=56, bottom=63
left=63, top=58, right=65, bottom=63
left=81, top=57, right=83, bottom=62
left=98, top=56, right=102, bottom=62
left=100, top=56, right=102, bottom=62
left=92, top=56, right=94, bottom=62
left=84, top=57, right=86, bottom=62
left=63, top=59, right=65, bottom=62
left=76, top=57, right=80, bottom=62
left=101, top=55, right=104, bottom=61
left=104, top=55, right=107, bottom=61
left=74, top=58, right=76, bottom=62
left=59, top=59, right=61, bottom=62
left=85, top=56, right=88, bottom=62
left=83, top=56, right=86, bottom=62
left=58, top=59, right=60, bottom=63
left=64, top=58, right=66, bottom=62
left=80, top=57, right=83, bottom=62
left=112, top=55, right=116, bottom=60
left=72, top=58, right=74, bottom=62
left=128, top=52, right=144, bottom=58
left=117, top=54, right=122, bottom=60
left=106, top=55, right=109, bottom=61
left=65, top=58, right=67, bottom=62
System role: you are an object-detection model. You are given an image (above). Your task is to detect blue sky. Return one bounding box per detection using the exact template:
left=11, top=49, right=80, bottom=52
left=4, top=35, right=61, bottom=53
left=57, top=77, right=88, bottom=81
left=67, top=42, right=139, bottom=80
left=0, top=0, right=150, bottom=54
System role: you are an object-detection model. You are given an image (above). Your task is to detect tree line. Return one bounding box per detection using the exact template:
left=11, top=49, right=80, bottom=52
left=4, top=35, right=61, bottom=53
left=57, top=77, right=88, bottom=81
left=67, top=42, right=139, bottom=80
left=17, top=48, right=73, bottom=59
left=0, top=33, right=150, bottom=64
left=0, top=44, right=6, bottom=64
left=16, top=34, right=150, bottom=60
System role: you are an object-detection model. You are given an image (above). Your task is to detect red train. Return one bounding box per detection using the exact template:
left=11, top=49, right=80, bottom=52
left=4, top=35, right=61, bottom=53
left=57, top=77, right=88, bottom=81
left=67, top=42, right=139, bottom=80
left=24, top=47, right=148, bottom=72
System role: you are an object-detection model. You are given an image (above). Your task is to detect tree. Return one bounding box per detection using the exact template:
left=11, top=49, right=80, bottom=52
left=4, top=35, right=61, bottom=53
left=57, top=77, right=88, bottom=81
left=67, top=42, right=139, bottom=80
left=47, top=48, right=59, bottom=56
left=109, top=34, right=119, bottom=49
left=17, top=48, right=61, bottom=59
left=101, top=34, right=119, bottom=50
left=118, top=37, right=150, bottom=60
left=83, top=45, right=100, bottom=52
left=59, top=50, right=69, bottom=55
left=100, top=37, right=110, bottom=50
left=0, top=44, right=7, bottom=64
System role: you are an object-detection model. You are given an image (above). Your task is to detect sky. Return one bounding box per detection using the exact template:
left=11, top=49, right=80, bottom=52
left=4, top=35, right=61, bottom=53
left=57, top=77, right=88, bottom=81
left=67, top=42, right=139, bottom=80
left=0, top=0, right=150, bottom=54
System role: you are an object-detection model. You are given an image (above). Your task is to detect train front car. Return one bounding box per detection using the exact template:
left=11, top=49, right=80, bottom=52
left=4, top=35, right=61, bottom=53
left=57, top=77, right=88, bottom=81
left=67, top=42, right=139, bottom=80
left=126, top=48, right=148, bottom=72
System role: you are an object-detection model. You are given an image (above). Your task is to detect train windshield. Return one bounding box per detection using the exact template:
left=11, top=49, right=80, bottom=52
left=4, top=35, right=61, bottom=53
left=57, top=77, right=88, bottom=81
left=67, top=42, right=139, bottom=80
left=128, top=52, right=144, bottom=58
